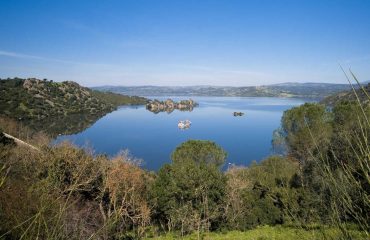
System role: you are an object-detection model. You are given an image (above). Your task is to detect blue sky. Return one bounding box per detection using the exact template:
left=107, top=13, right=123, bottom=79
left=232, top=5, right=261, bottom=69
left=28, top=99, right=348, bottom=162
left=0, top=0, right=369, bottom=86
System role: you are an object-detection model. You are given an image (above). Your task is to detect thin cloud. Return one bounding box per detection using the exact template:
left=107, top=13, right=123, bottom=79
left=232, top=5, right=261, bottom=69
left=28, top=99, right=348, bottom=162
left=0, top=50, right=116, bottom=67
left=0, top=50, right=47, bottom=61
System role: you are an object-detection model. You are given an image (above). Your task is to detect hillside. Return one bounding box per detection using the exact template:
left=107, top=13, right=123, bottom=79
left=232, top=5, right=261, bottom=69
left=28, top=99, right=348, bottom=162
left=93, top=82, right=351, bottom=99
left=321, top=83, right=370, bottom=106
left=0, top=78, right=148, bottom=135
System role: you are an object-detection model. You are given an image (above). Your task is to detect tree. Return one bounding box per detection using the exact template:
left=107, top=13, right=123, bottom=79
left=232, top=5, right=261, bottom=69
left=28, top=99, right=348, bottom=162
left=171, top=140, right=227, bottom=167
left=151, top=140, right=227, bottom=236
left=323, top=101, right=370, bottom=233
left=281, top=103, right=332, bottom=168
left=330, top=101, right=370, bottom=167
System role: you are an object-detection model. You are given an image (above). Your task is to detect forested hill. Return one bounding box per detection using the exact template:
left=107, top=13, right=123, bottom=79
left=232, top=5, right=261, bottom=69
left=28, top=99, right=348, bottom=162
left=0, top=78, right=148, bottom=135
left=93, top=82, right=351, bottom=99
left=321, top=83, right=370, bottom=106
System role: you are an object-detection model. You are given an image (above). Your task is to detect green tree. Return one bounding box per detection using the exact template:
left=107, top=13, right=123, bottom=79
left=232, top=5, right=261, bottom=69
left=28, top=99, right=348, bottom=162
left=280, top=103, right=335, bottom=223
left=281, top=103, right=332, bottom=168
left=323, top=100, right=370, bottom=233
left=330, top=101, right=370, bottom=167
left=171, top=140, right=227, bottom=167
left=151, top=140, right=227, bottom=235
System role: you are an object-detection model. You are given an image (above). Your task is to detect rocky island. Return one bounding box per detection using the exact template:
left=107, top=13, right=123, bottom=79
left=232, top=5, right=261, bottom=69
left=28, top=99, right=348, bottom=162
left=146, top=98, right=198, bottom=113
left=233, top=111, right=245, bottom=116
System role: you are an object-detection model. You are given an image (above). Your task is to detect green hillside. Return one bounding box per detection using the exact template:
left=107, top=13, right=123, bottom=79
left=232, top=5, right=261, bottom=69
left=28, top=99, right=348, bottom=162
left=321, top=83, right=370, bottom=106
left=0, top=78, right=148, bottom=135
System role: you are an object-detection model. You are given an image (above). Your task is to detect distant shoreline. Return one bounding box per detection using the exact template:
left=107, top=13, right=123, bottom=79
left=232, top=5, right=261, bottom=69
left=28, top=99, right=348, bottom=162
left=92, top=82, right=353, bottom=99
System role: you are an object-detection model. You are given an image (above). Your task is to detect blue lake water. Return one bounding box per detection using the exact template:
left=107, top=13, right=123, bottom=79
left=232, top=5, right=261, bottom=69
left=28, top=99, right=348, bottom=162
left=56, top=97, right=308, bottom=171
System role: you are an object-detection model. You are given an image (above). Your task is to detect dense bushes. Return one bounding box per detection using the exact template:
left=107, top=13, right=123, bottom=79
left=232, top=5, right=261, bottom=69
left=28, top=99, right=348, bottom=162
left=223, top=157, right=312, bottom=230
left=0, top=137, right=152, bottom=239
left=280, top=100, right=370, bottom=236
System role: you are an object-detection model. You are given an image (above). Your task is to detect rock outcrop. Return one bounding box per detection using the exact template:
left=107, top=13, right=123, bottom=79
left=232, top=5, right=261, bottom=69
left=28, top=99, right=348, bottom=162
left=146, top=99, right=198, bottom=113
left=233, top=112, right=244, bottom=116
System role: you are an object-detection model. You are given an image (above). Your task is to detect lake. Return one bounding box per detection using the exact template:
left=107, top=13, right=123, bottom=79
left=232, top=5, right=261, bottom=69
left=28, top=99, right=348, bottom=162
left=56, top=97, right=308, bottom=171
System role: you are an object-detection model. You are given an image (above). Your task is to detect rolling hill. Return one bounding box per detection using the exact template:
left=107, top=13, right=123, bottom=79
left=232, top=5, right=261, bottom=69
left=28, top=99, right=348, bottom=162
left=93, top=82, right=351, bottom=99
left=321, top=83, right=370, bottom=106
left=0, top=78, right=148, bottom=135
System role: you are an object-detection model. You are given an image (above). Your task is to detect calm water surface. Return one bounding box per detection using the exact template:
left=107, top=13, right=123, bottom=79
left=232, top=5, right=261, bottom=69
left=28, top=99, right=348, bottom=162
left=56, top=97, right=308, bottom=171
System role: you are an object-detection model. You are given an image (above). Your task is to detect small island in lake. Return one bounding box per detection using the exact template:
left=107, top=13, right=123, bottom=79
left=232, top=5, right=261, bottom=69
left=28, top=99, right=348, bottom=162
left=146, top=98, right=198, bottom=113
left=233, top=111, right=245, bottom=116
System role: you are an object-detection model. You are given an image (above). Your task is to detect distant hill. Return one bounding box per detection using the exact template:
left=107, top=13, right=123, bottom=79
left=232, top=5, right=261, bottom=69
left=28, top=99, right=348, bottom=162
left=321, top=83, right=370, bottom=106
left=0, top=78, right=148, bottom=135
left=93, top=82, right=351, bottom=99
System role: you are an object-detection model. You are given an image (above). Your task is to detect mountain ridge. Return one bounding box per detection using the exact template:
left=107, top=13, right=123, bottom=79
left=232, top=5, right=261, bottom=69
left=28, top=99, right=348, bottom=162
left=92, top=82, right=354, bottom=99
left=93, top=82, right=351, bottom=88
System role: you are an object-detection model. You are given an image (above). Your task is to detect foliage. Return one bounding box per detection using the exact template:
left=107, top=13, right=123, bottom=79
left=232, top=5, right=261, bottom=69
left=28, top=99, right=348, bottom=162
left=151, top=140, right=227, bottom=236
left=222, top=157, right=317, bottom=230
left=281, top=103, right=332, bottom=168
left=91, top=90, right=148, bottom=106
left=0, top=140, right=152, bottom=239
left=171, top=140, right=227, bottom=167
left=99, top=152, right=152, bottom=238
left=278, top=72, right=370, bottom=237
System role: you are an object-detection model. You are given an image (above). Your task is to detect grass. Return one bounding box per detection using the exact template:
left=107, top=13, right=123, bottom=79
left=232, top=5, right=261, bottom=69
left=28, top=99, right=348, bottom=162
left=145, top=225, right=368, bottom=240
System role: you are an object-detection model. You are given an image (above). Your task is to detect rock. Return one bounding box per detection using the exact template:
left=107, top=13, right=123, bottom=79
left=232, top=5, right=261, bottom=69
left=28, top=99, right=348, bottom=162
left=146, top=98, right=198, bottom=113
left=233, top=112, right=244, bottom=116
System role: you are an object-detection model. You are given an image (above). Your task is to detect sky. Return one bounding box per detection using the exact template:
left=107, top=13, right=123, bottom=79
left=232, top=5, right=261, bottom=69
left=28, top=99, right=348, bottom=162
left=0, top=0, right=370, bottom=87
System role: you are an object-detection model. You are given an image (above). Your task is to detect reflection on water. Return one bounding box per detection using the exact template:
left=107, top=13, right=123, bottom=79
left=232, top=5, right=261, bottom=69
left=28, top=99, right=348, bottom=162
left=22, top=111, right=110, bottom=138
left=55, top=97, right=310, bottom=171
left=147, top=107, right=195, bottom=114
left=177, top=119, right=192, bottom=129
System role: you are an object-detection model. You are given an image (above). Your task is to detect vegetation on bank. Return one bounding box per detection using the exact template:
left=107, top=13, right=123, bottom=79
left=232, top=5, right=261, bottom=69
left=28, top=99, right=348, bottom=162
left=91, top=89, right=148, bottom=106
left=0, top=78, right=148, bottom=135
left=0, top=74, right=369, bottom=239
left=321, top=79, right=370, bottom=106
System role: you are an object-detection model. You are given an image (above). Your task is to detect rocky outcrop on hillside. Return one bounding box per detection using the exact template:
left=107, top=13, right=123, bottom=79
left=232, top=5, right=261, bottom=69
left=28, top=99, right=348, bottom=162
left=21, top=78, right=114, bottom=117
left=146, top=99, right=198, bottom=113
